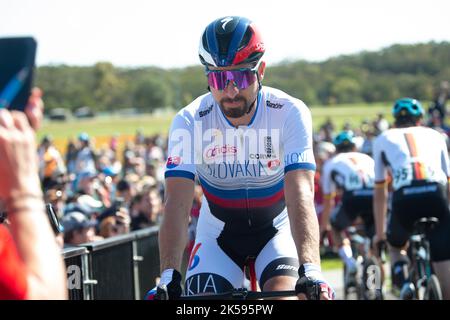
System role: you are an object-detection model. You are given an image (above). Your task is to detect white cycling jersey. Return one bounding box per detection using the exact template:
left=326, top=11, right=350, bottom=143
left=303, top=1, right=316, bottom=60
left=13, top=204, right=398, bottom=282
left=372, top=126, right=450, bottom=191
left=165, top=86, right=315, bottom=291
left=321, top=152, right=375, bottom=195
left=165, top=86, right=315, bottom=233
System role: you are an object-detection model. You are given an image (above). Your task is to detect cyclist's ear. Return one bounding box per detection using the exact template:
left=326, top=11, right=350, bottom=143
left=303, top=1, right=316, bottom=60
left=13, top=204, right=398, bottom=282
left=258, top=61, right=266, bottom=80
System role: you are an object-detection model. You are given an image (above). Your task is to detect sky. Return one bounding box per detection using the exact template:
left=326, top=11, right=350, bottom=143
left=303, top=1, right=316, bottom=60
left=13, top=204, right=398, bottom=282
left=1, top=0, right=449, bottom=68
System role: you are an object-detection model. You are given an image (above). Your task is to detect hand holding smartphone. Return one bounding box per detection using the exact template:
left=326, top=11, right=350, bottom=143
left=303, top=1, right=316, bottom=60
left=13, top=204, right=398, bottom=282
left=0, top=37, right=37, bottom=111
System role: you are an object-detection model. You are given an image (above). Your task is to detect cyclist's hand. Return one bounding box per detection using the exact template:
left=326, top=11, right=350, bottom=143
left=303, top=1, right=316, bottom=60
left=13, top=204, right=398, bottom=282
left=295, top=263, right=335, bottom=300
left=145, top=269, right=182, bottom=300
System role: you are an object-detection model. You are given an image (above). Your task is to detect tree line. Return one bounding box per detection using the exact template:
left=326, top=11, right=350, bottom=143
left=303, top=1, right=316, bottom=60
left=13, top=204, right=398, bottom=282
left=35, top=41, right=450, bottom=113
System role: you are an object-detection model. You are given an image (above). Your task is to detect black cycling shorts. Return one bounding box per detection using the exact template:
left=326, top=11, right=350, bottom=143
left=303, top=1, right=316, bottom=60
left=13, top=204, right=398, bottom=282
left=387, top=181, right=450, bottom=262
left=330, top=190, right=375, bottom=238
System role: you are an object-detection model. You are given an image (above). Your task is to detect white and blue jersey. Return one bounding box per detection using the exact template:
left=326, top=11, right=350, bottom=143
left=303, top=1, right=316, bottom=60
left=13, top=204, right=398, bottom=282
left=165, top=86, right=315, bottom=233
left=165, top=86, right=315, bottom=293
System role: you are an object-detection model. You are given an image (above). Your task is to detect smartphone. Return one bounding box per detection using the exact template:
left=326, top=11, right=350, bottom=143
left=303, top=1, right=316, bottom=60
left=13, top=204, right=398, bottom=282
left=0, top=37, right=37, bottom=111
left=46, top=203, right=64, bottom=235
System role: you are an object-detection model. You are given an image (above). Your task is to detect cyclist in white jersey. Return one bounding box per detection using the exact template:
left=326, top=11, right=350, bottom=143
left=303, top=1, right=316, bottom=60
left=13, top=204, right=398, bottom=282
left=145, top=16, right=334, bottom=300
left=373, top=98, right=450, bottom=299
left=321, top=131, right=375, bottom=286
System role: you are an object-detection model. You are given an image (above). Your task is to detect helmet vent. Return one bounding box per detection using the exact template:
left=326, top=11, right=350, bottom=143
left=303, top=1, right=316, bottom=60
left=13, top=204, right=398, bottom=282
left=238, top=28, right=253, bottom=51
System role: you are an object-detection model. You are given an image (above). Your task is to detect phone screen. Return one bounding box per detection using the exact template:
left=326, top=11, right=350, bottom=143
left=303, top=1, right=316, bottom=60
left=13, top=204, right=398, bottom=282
left=0, top=37, right=37, bottom=111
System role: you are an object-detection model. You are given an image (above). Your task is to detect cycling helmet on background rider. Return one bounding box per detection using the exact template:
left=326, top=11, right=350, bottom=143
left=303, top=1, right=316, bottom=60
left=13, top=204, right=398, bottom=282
left=198, top=16, right=265, bottom=68
left=392, top=98, right=424, bottom=119
left=333, top=130, right=356, bottom=149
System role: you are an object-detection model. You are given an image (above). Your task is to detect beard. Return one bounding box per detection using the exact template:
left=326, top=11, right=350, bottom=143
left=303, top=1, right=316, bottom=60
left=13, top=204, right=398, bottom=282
left=219, top=96, right=255, bottom=118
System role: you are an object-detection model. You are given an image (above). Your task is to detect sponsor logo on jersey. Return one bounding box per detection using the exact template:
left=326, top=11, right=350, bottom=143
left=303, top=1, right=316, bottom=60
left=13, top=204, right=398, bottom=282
left=199, top=104, right=213, bottom=118
left=249, top=153, right=276, bottom=160
left=276, top=264, right=298, bottom=271
left=403, top=184, right=438, bottom=195
left=188, top=243, right=202, bottom=271
left=204, top=144, right=237, bottom=159
left=284, top=151, right=311, bottom=165
left=184, top=273, right=234, bottom=296
left=166, top=156, right=181, bottom=169
left=264, top=136, right=273, bottom=156
left=268, top=159, right=281, bottom=171
left=266, top=100, right=284, bottom=109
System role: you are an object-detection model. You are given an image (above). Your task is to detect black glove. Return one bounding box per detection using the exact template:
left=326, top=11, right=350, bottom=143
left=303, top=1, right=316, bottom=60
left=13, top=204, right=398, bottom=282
left=145, top=269, right=182, bottom=300
left=295, top=264, right=335, bottom=300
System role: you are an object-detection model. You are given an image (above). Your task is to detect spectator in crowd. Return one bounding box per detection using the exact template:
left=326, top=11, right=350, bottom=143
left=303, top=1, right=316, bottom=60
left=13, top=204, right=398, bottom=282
left=61, top=211, right=98, bottom=246
left=428, top=108, right=450, bottom=137
left=65, top=139, right=78, bottom=175
left=373, top=113, right=389, bottom=135
left=116, top=179, right=134, bottom=209
left=38, top=135, right=67, bottom=191
left=44, top=188, right=67, bottom=219
left=98, top=211, right=130, bottom=238
left=319, top=117, right=335, bottom=142
left=144, top=136, right=164, bottom=164
left=75, top=132, right=96, bottom=174
left=76, top=170, right=98, bottom=197
left=428, top=81, right=449, bottom=120
left=75, top=170, right=111, bottom=209
left=100, top=166, right=120, bottom=204
left=135, top=129, right=145, bottom=146
left=130, top=185, right=163, bottom=231
left=110, top=133, right=119, bottom=153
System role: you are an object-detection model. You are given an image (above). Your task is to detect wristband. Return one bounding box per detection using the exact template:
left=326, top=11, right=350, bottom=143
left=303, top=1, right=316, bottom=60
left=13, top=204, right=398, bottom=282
left=299, top=263, right=325, bottom=281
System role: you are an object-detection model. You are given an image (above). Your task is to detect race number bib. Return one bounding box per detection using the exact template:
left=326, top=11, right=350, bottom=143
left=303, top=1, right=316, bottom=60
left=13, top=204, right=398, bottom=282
left=345, top=173, right=374, bottom=191
left=392, top=166, right=413, bottom=190
left=392, top=162, right=442, bottom=190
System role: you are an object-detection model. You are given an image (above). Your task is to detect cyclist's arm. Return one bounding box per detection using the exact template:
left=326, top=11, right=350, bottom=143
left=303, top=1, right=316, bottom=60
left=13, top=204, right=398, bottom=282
left=372, top=135, right=388, bottom=241
left=321, top=194, right=335, bottom=232
left=284, top=169, right=320, bottom=265
left=320, top=161, right=335, bottom=232
left=159, top=177, right=195, bottom=272
left=373, top=182, right=388, bottom=240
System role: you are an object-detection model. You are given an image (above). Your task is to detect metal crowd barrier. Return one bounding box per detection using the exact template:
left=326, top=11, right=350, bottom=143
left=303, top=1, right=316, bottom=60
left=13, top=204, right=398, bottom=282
left=62, top=226, right=160, bottom=300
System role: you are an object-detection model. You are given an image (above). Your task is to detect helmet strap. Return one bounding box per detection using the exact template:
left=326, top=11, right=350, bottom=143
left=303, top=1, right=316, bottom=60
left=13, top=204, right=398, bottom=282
left=246, top=96, right=257, bottom=115
left=246, top=74, right=262, bottom=115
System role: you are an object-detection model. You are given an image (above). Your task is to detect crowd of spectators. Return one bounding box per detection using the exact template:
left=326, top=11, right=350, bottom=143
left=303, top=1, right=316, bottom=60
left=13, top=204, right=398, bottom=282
left=38, top=131, right=202, bottom=253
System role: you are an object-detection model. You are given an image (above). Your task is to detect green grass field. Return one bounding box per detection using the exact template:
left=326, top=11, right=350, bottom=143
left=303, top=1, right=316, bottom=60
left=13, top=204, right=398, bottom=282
left=38, top=102, right=394, bottom=153
left=321, top=258, right=343, bottom=271
left=310, top=102, right=394, bottom=130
